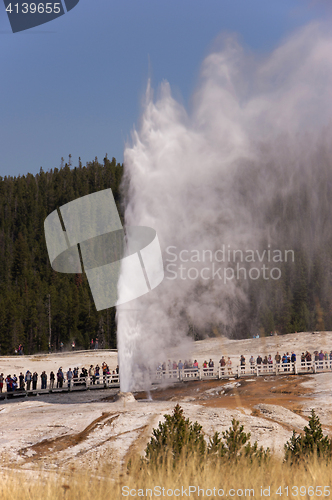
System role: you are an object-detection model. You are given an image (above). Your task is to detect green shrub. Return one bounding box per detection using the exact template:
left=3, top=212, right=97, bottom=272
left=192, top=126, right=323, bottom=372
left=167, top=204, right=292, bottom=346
left=145, top=404, right=206, bottom=467
left=284, top=409, right=332, bottom=463
left=208, top=419, right=270, bottom=463
left=144, top=405, right=269, bottom=469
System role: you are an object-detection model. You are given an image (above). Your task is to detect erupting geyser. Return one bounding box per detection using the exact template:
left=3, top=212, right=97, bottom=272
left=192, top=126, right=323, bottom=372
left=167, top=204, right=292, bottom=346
left=117, top=22, right=332, bottom=393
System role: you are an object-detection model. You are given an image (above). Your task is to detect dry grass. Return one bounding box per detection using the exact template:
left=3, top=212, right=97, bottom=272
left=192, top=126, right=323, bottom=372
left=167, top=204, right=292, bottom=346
left=1, top=455, right=332, bottom=499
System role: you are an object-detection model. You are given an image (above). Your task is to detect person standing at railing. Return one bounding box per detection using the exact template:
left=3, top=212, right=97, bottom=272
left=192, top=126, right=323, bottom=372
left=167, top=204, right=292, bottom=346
left=256, top=355, right=262, bottom=373
left=240, top=355, right=245, bottom=373
left=301, top=352, right=305, bottom=367
left=275, top=352, right=281, bottom=365
left=32, top=372, right=38, bottom=390
left=0, top=373, right=3, bottom=393
left=50, top=371, right=55, bottom=389
left=193, top=360, right=199, bottom=372
left=95, top=365, right=100, bottom=384
left=178, top=360, right=184, bottom=371
left=25, top=370, right=32, bottom=391
left=73, top=367, right=78, bottom=381
left=41, top=371, right=47, bottom=389
left=67, top=368, right=73, bottom=389
left=291, top=352, right=296, bottom=367
left=79, top=368, right=87, bottom=385
left=249, top=356, right=255, bottom=373
left=314, top=351, right=319, bottom=364
left=305, top=351, right=312, bottom=371
left=5, top=375, right=12, bottom=392
left=19, top=372, right=25, bottom=390
left=324, top=351, right=328, bottom=369
left=57, top=368, right=64, bottom=388
left=203, top=360, right=208, bottom=375
left=219, top=356, right=226, bottom=375
left=102, top=363, right=109, bottom=384
left=319, top=350, right=324, bottom=369
left=88, top=365, right=94, bottom=384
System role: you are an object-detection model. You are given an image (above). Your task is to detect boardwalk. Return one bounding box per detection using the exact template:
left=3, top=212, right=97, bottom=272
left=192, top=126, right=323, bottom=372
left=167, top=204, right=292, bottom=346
left=1, top=358, right=331, bottom=400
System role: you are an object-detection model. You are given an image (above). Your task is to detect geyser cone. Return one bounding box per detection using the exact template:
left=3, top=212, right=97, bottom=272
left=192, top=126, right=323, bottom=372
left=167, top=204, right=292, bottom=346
left=114, top=391, right=136, bottom=403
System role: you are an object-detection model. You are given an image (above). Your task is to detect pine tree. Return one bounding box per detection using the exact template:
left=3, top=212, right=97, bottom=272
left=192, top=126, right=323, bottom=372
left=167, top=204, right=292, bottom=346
left=145, top=404, right=206, bottom=467
left=207, top=419, right=269, bottom=463
left=284, top=409, right=332, bottom=462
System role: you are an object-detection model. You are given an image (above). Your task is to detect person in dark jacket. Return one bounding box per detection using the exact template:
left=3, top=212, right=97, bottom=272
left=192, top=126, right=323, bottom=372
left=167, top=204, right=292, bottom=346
left=32, top=372, right=38, bottom=390
left=19, top=372, right=25, bottom=390
left=50, top=371, right=55, bottom=389
left=41, top=371, right=47, bottom=389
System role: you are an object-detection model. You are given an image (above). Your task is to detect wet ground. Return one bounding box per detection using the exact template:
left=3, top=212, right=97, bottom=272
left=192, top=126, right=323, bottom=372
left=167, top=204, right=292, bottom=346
left=135, top=373, right=312, bottom=415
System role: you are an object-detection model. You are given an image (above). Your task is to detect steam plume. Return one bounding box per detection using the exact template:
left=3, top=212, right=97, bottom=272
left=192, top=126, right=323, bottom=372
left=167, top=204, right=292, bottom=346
left=117, top=22, right=332, bottom=391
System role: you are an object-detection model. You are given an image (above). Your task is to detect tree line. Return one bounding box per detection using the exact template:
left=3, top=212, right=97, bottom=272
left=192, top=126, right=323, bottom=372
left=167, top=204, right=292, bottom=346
left=0, top=153, right=331, bottom=354
left=0, top=155, right=122, bottom=354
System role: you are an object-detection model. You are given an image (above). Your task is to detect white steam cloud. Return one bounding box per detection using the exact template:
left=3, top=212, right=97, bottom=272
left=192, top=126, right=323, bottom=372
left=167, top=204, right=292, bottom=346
left=117, top=22, right=332, bottom=392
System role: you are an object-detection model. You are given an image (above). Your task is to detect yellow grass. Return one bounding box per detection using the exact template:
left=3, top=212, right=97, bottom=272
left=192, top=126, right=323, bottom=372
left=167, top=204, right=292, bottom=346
left=1, top=455, right=332, bottom=499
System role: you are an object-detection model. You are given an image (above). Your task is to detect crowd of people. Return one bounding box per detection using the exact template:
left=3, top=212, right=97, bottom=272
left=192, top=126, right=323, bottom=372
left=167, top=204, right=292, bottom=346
left=0, top=363, right=119, bottom=393
left=157, top=349, right=332, bottom=377
left=2, top=348, right=332, bottom=394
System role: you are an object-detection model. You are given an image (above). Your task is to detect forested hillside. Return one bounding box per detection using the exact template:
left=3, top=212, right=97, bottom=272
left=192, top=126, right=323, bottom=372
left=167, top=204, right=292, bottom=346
left=0, top=156, right=123, bottom=354
left=0, top=153, right=332, bottom=355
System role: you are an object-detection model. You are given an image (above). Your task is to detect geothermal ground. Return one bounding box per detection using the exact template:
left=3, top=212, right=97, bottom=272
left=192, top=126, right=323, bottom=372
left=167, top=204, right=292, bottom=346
left=1, top=331, right=332, bottom=472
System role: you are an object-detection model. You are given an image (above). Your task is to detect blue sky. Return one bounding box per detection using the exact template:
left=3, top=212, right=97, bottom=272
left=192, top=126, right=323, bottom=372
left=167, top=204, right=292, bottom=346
left=0, top=0, right=329, bottom=178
